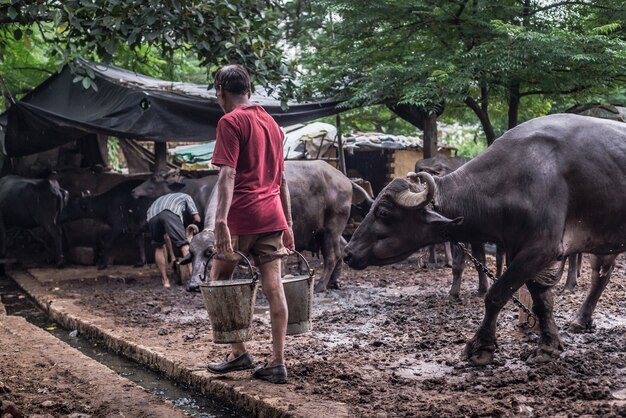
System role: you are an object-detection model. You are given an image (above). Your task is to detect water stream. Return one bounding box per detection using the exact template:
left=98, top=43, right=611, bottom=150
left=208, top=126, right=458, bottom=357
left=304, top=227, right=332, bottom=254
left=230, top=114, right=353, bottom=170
left=0, top=274, right=246, bottom=418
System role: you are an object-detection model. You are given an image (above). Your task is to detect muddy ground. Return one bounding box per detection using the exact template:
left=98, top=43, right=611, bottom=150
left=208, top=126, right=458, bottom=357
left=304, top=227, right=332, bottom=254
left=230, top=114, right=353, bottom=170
left=7, top=251, right=626, bottom=417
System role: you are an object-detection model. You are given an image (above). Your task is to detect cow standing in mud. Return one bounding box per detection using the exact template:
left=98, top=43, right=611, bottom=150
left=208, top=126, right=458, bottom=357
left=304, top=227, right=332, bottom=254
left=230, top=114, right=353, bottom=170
left=0, top=175, right=68, bottom=267
left=183, top=160, right=356, bottom=292
left=344, top=114, right=626, bottom=366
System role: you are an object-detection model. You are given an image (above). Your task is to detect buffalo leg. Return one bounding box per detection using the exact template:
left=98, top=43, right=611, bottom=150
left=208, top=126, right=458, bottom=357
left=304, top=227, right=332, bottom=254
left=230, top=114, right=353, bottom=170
left=428, top=245, right=437, bottom=267
left=443, top=242, right=453, bottom=267
left=0, top=216, right=5, bottom=273
left=525, top=276, right=564, bottom=364
left=471, top=242, right=488, bottom=296
left=576, top=252, right=583, bottom=277
left=327, top=237, right=347, bottom=289
left=449, top=244, right=465, bottom=301
left=42, top=222, right=65, bottom=268
left=463, top=250, right=551, bottom=366
left=568, top=254, right=616, bottom=333
left=134, top=232, right=147, bottom=267
left=314, top=234, right=341, bottom=292
left=98, top=228, right=122, bottom=270
left=563, top=254, right=579, bottom=291
left=495, top=245, right=505, bottom=278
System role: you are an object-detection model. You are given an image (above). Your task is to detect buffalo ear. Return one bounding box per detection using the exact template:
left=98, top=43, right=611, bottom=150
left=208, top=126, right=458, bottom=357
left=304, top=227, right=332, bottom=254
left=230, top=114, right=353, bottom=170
left=179, top=253, right=192, bottom=265
left=424, top=210, right=463, bottom=226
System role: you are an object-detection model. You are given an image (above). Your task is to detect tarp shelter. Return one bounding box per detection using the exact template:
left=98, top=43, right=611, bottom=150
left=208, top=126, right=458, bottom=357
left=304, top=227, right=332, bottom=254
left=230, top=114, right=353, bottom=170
left=1, top=58, right=339, bottom=157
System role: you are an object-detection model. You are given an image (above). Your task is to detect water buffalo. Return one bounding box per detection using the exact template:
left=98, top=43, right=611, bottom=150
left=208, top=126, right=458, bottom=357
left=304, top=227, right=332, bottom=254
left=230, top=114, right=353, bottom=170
left=0, top=175, right=68, bottom=267
left=59, top=179, right=154, bottom=269
left=415, top=155, right=489, bottom=299
left=344, top=114, right=626, bottom=366
left=183, top=160, right=353, bottom=293
left=130, top=170, right=216, bottom=220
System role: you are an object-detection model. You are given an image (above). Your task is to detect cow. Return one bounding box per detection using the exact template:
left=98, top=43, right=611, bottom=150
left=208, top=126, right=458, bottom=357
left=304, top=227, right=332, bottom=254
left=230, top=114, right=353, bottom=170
left=414, top=155, right=489, bottom=299
left=0, top=175, right=68, bottom=267
left=182, top=160, right=353, bottom=293
left=130, top=170, right=217, bottom=221
left=59, top=179, right=154, bottom=269
left=343, top=114, right=626, bottom=366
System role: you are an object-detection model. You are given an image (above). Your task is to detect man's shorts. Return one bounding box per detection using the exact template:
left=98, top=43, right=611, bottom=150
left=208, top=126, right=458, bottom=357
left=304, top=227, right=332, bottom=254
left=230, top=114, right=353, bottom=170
left=228, top=231, right=290, bottom=266
left=148, top=210, right=188, bottom=248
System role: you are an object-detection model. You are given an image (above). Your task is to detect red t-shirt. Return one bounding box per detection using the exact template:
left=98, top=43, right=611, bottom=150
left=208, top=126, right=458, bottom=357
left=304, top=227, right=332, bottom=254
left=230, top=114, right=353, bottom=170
left=212, top=104, right=288, bottom=235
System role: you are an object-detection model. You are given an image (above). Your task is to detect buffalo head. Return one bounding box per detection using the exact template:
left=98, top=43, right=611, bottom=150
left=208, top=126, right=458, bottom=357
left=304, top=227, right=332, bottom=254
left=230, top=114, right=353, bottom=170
left=343, top=172, right=462, bottom=270
left=131, top=169, right=185, bottom=199
left=178, top=228, right=215, bottom=292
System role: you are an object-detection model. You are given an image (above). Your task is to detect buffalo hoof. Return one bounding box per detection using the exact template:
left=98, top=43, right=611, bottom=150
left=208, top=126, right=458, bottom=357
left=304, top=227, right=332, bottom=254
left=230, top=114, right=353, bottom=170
left=526, top=346, right=562, bottom=364
left=448, top=293, right=462, bottom=303
left=133, top=261, right=147, bottom=268
left=97, top=264, right=108, bottom=270
left=566, top=317, right=593, bottom=334
left=462, top=338, right=495, bottom=366
left=313, top=282, right=328, bottom=293
left=56, top=258, right=66, bottom=269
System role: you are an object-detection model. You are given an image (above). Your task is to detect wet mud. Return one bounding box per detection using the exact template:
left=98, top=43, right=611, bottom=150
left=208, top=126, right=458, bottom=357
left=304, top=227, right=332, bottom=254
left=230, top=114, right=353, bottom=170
left=14, top=253, right=626, bottom=417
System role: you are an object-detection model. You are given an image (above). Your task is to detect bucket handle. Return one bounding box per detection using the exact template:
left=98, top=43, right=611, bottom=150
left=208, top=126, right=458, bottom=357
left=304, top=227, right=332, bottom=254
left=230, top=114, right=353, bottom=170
left=292, top=250, right=315, bottom=278
left=201, top=250, right=259, bottom=286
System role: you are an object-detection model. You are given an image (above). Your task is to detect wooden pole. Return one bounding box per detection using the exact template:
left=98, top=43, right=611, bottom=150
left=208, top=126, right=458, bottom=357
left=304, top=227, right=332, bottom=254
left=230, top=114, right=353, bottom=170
left=336, top=113, right=347, bottom=175
left=154, top=142, right=168, bottom=172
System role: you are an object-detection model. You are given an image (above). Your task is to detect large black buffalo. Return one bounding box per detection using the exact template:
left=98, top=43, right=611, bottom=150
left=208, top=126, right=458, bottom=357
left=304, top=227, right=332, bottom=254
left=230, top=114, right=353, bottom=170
left=0, top=175, right=68, bottom=267
left=344, top=114, right=626, bottom=366
left=183, top=160, right=354, bottom=293
left=59, top=179, right=154, bottom=269
left=414, top=155, right=489, bottom=299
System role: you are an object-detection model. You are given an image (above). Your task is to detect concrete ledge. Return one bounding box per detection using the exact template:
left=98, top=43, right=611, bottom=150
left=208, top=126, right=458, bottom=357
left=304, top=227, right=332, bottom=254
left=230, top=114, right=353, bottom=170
left=8, top=269, right=349, bottom=418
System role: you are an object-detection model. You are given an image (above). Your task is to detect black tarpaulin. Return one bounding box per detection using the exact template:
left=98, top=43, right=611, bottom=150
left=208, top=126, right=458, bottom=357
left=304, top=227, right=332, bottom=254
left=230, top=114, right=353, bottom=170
left=3, top=58, right=339, bottom=157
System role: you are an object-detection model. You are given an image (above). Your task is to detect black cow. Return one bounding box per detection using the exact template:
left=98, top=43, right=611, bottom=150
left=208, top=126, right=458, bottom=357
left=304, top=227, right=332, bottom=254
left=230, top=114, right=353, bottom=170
left=415, top=155, right=489, bottom=299
left=59, top=179, right=154, bottom=269
left=130, top=170, right=217, bottom=220
left=344, top=114, right=626, bottom=366
left=0, top=175, right=68, bottom=267
left=183, top=160, right=353, bottom=293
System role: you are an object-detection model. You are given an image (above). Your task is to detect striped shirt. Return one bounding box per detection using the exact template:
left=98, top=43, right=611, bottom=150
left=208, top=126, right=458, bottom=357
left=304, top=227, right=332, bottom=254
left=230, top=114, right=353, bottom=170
left=146, top=193, right=199, bottom=223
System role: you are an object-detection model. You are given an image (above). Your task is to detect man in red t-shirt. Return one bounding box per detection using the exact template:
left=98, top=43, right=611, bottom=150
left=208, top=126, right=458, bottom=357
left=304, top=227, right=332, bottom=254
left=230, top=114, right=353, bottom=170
left=206, top=65, right=295, bottom=384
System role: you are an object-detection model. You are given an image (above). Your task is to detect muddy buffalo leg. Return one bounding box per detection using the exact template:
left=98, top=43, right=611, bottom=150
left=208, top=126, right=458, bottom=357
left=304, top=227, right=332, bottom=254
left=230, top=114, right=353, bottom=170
left=41, top=221, right=65, bottom=268
left=428, top=245, right=437, bottom=266
left=525, top=277, right=564, bottom=364
left=463, top=250, right=552, bottom=366
left=314, top=233, right=342, bottom=292
left=471, top=242, right=488, bottom=296
left=443, top=242, right=453, bottom=267
left=134, top=232, right=147, bottom=267
left=449, top=243, right=465, bottom=301
left=568, top=254, right=617, bottom=333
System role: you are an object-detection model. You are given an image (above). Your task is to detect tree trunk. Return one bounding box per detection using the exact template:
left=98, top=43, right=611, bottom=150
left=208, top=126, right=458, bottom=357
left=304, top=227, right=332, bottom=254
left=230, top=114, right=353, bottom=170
left=422, top=112, right=437, bottom=159
left=508, top=81, right=521, bottom=129
left=464, top=96, right=496, bottom=146
left=387, top=103, right=443, bottom=158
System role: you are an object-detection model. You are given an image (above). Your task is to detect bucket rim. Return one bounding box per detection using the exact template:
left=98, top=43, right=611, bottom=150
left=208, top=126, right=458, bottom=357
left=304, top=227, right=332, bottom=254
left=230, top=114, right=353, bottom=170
left=200, top=279, right=257, bottom=288
left=281, top=275, right=312, bottom=284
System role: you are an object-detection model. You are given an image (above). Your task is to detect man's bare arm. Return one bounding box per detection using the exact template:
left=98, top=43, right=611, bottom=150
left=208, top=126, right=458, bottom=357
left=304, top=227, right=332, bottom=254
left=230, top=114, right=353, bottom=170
left=214, top=166, right=236, bottom=254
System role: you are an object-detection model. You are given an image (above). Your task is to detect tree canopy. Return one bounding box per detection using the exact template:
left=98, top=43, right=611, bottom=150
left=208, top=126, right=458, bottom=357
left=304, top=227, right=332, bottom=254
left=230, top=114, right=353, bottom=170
left=291, top=0, right=626, bottom=145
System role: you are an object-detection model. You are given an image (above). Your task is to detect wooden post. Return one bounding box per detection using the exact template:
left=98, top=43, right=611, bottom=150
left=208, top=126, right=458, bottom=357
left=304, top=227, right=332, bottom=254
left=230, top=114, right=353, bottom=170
left=336, top=113, right=347, bottom=175
left=154, top=142, right=168, bottom=172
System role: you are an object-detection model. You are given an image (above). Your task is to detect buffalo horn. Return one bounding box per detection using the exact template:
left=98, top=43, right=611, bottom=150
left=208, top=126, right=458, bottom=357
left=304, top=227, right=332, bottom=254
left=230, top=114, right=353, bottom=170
left=394, top=172, right=436, bottom=209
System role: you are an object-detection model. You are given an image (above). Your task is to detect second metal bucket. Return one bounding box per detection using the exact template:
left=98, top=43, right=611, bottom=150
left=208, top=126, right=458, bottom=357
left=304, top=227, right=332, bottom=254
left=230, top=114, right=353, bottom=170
left=200, top=251, right=259, bottom=344
left=283, top=251, right=315, bottom=336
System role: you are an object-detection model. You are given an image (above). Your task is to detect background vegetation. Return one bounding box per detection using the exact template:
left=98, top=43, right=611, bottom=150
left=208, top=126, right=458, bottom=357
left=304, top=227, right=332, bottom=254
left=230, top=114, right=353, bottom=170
left=1, top=0, right=624, bottom=157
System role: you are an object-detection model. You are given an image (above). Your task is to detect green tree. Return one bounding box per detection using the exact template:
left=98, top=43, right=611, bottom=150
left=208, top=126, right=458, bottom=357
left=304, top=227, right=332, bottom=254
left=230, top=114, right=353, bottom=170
left=295, top=0, right=626, bottom=147
left=0, top=0, right=296, bottom=102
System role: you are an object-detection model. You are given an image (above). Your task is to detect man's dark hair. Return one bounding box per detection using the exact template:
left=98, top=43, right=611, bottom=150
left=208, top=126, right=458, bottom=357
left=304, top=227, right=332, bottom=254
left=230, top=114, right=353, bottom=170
left=214, top=64, right=251, bottom=95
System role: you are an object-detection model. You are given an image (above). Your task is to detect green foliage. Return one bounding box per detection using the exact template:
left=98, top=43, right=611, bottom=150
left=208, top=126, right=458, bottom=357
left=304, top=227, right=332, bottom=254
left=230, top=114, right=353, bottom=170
left=0, top=0, right=296, bottom=103
left=107, top=137, right=122, bottom=171
left=292, top=0, right=626, bottom=140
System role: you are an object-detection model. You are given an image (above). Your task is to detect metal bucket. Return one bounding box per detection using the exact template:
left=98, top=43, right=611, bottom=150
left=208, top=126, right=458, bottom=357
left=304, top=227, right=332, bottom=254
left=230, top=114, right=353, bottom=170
left=199, top=251, right=259, bottom=344
left=283, top=251, right=315, bottom=336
